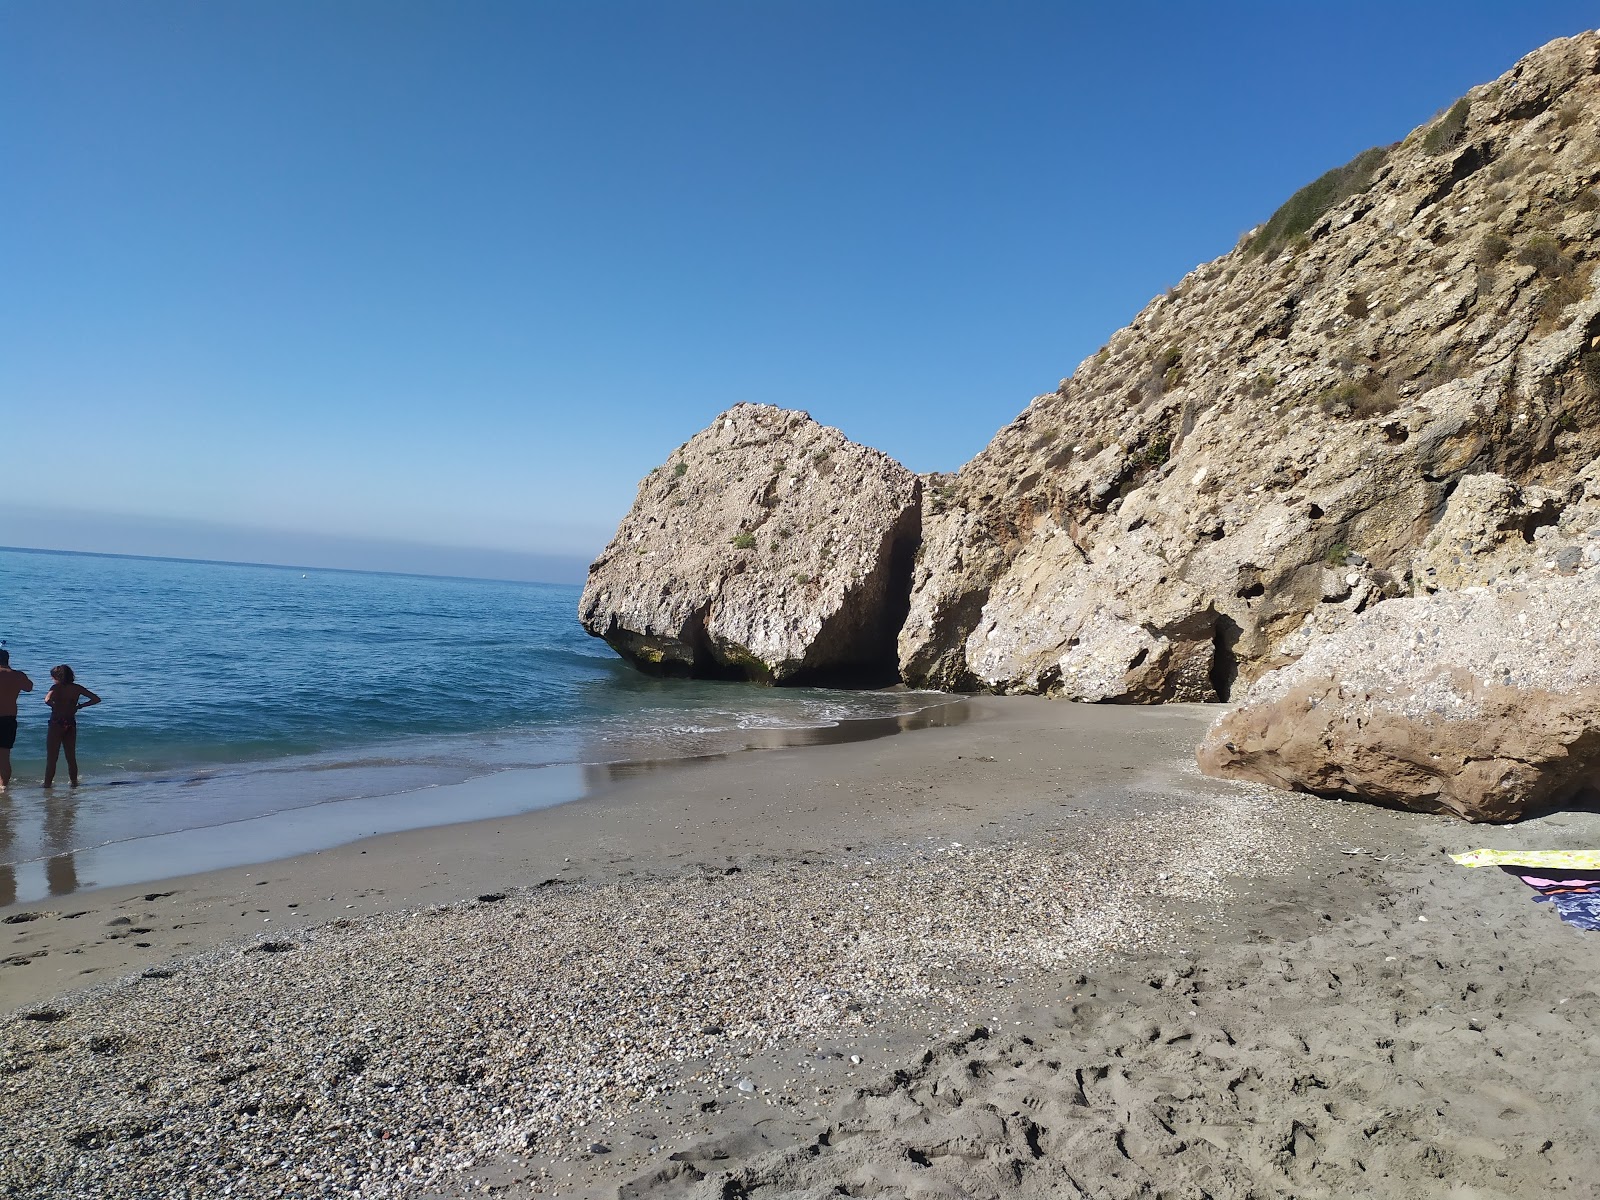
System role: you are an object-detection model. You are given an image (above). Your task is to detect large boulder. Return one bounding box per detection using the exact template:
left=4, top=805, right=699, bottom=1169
left=580, top=404, right=921, bottom=685
left=1197, top=570, right=1600, bottom=822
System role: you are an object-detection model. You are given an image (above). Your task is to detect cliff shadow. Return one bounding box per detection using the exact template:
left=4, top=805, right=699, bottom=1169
left=1210, top=614, right=1244, bottom=702
left=788, top=489, right=922, bottom=689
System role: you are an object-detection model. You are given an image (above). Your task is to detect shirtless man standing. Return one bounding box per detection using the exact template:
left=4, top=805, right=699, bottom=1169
left=0, top=649, right=34, bottom=790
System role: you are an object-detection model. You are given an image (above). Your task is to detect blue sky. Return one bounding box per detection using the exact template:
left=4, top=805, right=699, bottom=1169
left=2, top=2, right=1593, bottom=582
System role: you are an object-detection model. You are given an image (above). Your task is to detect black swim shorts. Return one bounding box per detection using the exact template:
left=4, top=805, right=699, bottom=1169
left=0, top=717, right=15, bottom=751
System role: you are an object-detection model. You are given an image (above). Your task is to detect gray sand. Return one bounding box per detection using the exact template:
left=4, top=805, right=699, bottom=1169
left=1, top=699, right=1597, bottom=1198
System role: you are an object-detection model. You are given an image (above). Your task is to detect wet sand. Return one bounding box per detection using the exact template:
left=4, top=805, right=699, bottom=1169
left=0, top=696, right=1134, bottom=1010
left=1, top=699, right=1597, bottom=1198
left=0, top=697, right=967, bottom=911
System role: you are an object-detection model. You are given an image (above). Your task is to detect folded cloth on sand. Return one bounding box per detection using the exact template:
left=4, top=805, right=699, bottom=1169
left=1543, top=894, right=1600, bottom=932
left=1451, top=849, right=1600, bottom=869
left=1466, top=858, right=1600, bottom=931
left=1516, top=874, right=1600, bottom=891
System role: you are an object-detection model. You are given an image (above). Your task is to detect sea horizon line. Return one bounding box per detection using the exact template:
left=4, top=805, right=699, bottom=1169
left=0, top=543, right=585, bottom=591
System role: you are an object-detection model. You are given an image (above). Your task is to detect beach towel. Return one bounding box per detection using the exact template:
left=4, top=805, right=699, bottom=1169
left=1450, top=851, right=1600, bottom=932
left=1450, top=849, right=1600, bottom=870
left=1541, top=894, right=1600, bottom=932
left=1514, top=875, right=1600, bottom=891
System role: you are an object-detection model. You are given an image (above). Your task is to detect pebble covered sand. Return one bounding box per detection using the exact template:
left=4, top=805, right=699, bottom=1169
left=0, top=761, right=1325, bottom=1200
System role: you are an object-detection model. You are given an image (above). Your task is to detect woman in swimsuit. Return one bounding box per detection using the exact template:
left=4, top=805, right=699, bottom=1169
left=43, top=664, right=100, bottom=788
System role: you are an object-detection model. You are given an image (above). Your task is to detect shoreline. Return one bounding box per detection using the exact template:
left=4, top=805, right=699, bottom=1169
left=0, top=690, right=966, bottom=913
left=2, top=699, right=1597, bottom=1198
left=0, top=695, right=1147, bottom=1013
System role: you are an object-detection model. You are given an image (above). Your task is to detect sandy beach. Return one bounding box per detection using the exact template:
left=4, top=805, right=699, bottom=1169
left=2, top=698, right=1597, bottom=1199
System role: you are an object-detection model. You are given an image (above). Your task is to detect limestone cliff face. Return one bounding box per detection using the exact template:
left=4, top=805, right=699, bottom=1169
left=580, top=404, right=920, bottom=685
left=900, top=31, right=1600, bottom=701
left=587, top=33, right=1600, bottom=704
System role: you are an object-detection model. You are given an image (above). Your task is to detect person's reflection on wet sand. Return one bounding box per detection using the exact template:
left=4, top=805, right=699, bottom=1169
left=0, top=796, right=16, bottom=908
left=43, top=789, right=78, bottom=897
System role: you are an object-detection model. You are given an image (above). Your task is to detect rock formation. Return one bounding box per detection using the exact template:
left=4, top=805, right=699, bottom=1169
left=587, top=32, right=1600, bottom=718
left=1413, top=458, right=1600, bottom=589
left=899, top=31, right=1600, bottom=701
left=1197, top=569, right=1600, bottom=822
left=579, top=404, right=920, bottom=685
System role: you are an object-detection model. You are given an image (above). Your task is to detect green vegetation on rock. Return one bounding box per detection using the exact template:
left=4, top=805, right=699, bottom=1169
left=1422, top=97, right=1472, bottom=155
left=1248, top=144, right=1392, bottom=261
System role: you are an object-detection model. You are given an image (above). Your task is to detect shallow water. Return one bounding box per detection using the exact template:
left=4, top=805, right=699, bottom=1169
left=0, top=547, right=954, bottom=902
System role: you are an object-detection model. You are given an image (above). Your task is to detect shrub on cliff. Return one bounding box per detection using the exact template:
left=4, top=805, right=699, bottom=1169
left=1422, top=97, right=1472, bottom=155
left=1475, top=232, right=1511, bottom=267
left=1517, top=232, right=1575, bottom=278
left=1315, top=374, right=1400, bottom=420
left=1248, top=144, right=1393, bottom=261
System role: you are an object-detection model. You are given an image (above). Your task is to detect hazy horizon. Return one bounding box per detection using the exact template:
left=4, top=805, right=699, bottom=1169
left=0, top=509, right=591, bottom=586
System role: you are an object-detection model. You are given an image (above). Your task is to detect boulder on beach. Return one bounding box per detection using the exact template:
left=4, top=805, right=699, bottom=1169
left=579, top=403, right=921, bottom=685
left=1197, top=569, right=1600, bottom=822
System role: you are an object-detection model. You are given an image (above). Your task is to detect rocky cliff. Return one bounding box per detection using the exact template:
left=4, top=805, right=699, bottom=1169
left=902, top=30, right=1600, bottom=700
left=586, top=32, right=1600, bottom=704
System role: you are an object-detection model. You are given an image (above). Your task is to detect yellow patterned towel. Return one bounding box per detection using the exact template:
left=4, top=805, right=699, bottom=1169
left=1451, top=849, right=1600, bottom=869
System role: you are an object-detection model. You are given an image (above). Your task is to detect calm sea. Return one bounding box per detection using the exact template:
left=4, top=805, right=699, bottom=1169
left=0, top=547, right=954, bottom=904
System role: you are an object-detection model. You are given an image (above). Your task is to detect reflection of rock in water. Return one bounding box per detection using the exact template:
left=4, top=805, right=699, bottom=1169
left=0, top=798, right=15, bottom=908
left=43, top=793, right=77, bottom=897
left=578, top=699, right=970, bottom=791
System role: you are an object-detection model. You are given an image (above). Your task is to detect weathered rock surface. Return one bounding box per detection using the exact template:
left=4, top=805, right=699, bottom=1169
left=899, top=31, right=1600, bottom=701
left=959, top=517, right=1219, bottom=701
left=1414, top=459, right=1600, bottom=589
left=1198, top=569, right=1600, bottom=821
left=591, top=34, right=1600, bottom=711
left=580, top=404, right=920, bottom=685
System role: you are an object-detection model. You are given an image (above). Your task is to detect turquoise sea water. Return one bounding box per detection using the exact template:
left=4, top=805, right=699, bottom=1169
left=0, top=547, right=951, bottom=903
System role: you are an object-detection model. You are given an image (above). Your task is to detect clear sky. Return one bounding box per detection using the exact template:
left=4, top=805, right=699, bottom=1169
left=3, top=2, right=1594, bottom=582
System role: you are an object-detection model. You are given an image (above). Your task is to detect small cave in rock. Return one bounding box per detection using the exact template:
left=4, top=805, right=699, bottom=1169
left=1516, top=503, right=1563, bottom=543
left=1251, top=294, right=1299, bottom=345
left=1501, top=93, right=1554, bottom=123
left=1451, top=142, right=1491, bottom=184
left=1209, top=616, right=1245, bottom=701
left=1413, top=142, right=1493, bottom=215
